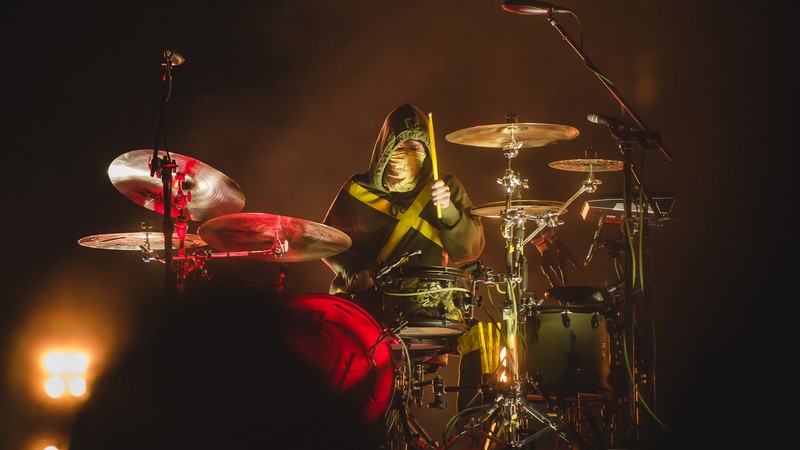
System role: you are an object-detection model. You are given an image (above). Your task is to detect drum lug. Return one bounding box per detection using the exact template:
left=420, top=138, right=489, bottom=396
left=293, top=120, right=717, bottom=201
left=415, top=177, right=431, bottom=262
left=411, top=364, right=424, bottom=407
left=591, top=311, right=600, bottom=329
left=561, top=309, right=571, bottom=328
left=428, top=375, right=448, bottom=409
left=467, top=294, right=482, bottom=310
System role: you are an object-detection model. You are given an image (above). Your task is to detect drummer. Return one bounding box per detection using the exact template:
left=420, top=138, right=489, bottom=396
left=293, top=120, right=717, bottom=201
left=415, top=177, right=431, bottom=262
left=321, top=102, right=485, bottom=319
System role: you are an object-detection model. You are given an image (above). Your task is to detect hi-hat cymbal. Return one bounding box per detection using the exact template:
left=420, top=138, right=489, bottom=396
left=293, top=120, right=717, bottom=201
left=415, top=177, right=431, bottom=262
left=108, top=149, right=246, bottom=222
left=548, top=158, right=623, bottom=172
left=471, top=200, right=564, bottom=218
left=78, top=232, right=207, bottom=251
left=445, top=123, right=579, bottom=149
left=197, top=212, right=352, bottom=263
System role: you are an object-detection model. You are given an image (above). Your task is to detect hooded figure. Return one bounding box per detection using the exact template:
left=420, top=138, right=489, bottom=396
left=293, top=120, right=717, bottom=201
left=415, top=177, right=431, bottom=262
left=322, top=103, right=485, bottom=316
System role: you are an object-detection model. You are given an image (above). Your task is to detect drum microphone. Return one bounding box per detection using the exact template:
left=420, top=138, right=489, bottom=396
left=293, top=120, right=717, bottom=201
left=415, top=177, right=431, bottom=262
left=584, top=217, right=605, bottom=266
left=501, top=1, right=573, bottom=16
left=163, top=49, right=186, bottom=67
left=375, top=250, right=422, bottom=281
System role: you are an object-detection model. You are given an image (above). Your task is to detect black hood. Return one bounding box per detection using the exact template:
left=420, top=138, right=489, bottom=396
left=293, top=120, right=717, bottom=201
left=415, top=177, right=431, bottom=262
left=362, top=103, right=433, bottom=193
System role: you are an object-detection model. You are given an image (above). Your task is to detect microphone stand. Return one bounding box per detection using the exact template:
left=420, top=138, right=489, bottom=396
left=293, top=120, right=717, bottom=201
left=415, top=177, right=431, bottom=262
left=151, top=50, right=180, bottom=296
left=542, top=14, right=673, bottom=163
left=538, top=11, right=674, bottom=447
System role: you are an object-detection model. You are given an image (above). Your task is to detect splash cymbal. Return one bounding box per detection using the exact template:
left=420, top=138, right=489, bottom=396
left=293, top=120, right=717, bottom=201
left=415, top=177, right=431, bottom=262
left=471, top=200, right=565, bottom=218
left=78, top=232, right=207, bottom=251
left=548, top=158, right=623, bottom=172
left=445, top=123, right=579, bottom=149
left=197, top=212, right=352, bottom=263
left=108, top=149, right=246, bottom=222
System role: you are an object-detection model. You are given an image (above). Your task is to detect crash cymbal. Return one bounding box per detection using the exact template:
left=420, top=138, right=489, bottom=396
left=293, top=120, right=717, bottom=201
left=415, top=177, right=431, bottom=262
left=471, top=200, right=564, bottom=218
left=548, top=158, right=624, bottom=172
left=78, top=232, right=207, bottom=251
left=445, top=123, right=579, bottom=149
left=197, top=212, right=352, bottom=263
left=108, top=149, right=246, bottom=222
left=544, top=286, right=610, bottom=305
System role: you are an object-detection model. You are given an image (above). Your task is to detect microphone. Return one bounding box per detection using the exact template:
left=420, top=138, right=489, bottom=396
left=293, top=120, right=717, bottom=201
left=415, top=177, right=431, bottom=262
left=586, top=111, right=627, bottom=129
left=501, top=1, right=573, bottom=15
left=588, top=111, right=663, bottom=151
left=163, top=49, right=186, bottom=67
left=584, top=217, right=605, bottom=266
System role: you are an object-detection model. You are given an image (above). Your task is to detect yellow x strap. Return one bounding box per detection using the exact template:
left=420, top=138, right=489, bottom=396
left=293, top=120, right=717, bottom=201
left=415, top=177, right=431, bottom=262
left=346, top=181, right=442, bottom=261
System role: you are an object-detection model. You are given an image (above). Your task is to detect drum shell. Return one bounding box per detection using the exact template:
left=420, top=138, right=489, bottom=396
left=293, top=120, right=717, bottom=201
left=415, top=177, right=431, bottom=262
left=525, top=305, right=611, bottom=394
left=282, top=294, right=394, bottom=427
left=378, top=266, right=471, bottom=336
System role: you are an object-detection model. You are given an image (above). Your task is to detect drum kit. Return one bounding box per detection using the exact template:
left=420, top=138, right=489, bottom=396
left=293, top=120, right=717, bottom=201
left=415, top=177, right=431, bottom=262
left=79, top=115, right=634, bottom=449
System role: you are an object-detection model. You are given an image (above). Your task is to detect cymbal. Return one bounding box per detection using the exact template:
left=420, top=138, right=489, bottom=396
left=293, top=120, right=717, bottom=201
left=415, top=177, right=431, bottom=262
left=548, top=158, right=623, bottom=172
left=197, top=212, right=352, bottom=263
left=544, top=286, right=610, bottom=305
left=471, top=200, right=564, bottom=218
left=445, top=123, right=579, bottom=148
left=108, top=149, right=246, bottom=222
left=78, top=232, right=207, bottom=251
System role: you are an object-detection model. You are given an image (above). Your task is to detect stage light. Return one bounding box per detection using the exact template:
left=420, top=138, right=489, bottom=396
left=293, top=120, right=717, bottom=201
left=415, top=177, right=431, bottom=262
left=42, top=350, right=89, bottom=398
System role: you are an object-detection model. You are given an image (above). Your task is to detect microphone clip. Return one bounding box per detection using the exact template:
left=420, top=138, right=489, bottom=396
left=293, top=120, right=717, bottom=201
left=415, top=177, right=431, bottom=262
left=610, top=127, right=661, bottom=151
left=374, top=249, right=422, bottom=282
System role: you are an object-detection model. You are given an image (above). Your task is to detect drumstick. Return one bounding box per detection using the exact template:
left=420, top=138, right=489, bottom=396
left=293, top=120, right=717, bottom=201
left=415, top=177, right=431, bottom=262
left=427, top=112, right=442, bottom=219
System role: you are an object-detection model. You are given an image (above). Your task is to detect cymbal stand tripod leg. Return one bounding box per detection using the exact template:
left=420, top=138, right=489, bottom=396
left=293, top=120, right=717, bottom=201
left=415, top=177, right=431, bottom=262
left=443, top=277, right=581, bottom=449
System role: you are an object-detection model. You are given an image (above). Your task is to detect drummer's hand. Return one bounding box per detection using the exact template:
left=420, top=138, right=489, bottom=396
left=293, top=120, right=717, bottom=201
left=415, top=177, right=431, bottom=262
left=431, top=180, right=451, bottom=209
left=350, top=269, right=375, bottom=292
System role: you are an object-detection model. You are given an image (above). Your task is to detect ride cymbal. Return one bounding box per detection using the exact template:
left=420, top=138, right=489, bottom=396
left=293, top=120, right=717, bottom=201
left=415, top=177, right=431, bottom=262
left=197, top=212, right=352, bottom=262
left=548, top=158, right=623, bottom=172
left=108, top=149, right=246, bottom=222
left=78, top=232, right=207, bottom=251
left=445, top=123, right=579, bottom=149
left=471, top=200, right=564, bottom=218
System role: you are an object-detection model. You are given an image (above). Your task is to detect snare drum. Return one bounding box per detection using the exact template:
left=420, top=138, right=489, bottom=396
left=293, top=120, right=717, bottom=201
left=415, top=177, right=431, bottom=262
left=282, top=294, right=395, bottom=427
left=525, top=305, right=612, bottom=394
left=378, top=266, right=472, bottom=353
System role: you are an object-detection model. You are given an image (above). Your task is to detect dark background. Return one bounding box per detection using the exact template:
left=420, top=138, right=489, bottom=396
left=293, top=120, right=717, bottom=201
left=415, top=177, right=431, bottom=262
left=1, top=1, right=789, bottom=449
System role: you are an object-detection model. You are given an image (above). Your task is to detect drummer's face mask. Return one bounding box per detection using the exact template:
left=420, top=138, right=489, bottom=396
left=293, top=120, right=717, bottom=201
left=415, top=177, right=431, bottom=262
left=385, top=140, right=426, bottom=192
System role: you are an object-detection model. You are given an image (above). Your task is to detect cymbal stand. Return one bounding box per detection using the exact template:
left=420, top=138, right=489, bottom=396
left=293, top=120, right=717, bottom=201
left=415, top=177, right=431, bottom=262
left=447, top=153, right=604, bottom=450
left=149, top=49, right=185, bottom=296
left=521, top=171, right=601, bottom=250
left=495, top=118, right=527, bottom=284
left=146, top=155, right=197, bottom=293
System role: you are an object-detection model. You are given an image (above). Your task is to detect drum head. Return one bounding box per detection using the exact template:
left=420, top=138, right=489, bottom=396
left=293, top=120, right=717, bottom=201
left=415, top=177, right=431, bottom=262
left=390, top=266, right=470, bottom=280
left=282, top=294, right=394, bottom=427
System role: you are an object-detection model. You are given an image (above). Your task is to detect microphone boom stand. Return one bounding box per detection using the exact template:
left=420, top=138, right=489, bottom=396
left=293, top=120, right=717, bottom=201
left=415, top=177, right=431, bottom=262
left=539, top=10, right=674, bottom=447
left=543, top=15, right=673, bottom=163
